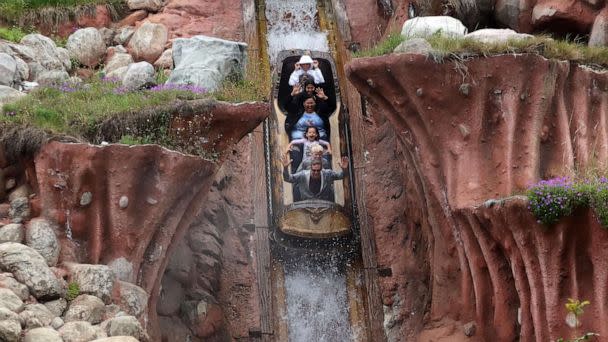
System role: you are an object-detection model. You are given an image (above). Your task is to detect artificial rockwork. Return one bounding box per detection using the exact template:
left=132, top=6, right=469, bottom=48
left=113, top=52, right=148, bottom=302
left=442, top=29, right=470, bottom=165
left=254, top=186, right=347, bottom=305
left=347, top=53, right=608, bottom=341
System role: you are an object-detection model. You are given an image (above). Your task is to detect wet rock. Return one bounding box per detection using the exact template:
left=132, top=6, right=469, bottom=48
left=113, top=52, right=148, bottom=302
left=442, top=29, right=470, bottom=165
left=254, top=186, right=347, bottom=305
left=128, top=0, right=163, bottom=12
left=167, top=35, right=247, bottom=92
left=26, top=218, right=60, bottom=267
left=128, top=21, right=168, bottom=63
left=0, top=288, right=24, bottom=312
left=114, top=281, right=148, bottom=318
left=44, top=298, right=68, bottom=317
left=105, top=315, right=146, bottom=340
left=67, top=28, right=106, bottom=67
left=104, top=53, right=133, bottom=75
left=64, top=294, right=106, bottom=324
left=24, top=327, right=63, bottom=342
left=0, top=243, right=63, bottom=299
left=0, top=53, right=17, bottom=87
left=122, top=61, right=155, bottom=90
left=0, top=273, right=29, bottom=300
left=0, top=319, right=21, bottom=342
left=401, top=16, right=467, bottom=39
left=393, top=38, right=432, bottom=55
left=0, top=85, right=25, bottom=106
left=19, top=303, right=54, bottom=329
left=0, top=223, right=24, bottom=243
left=60, top=320, right=107, bottom=342
left=65, top=263, right=115, bottom=303
left=465, top=28, right=533, bottom=44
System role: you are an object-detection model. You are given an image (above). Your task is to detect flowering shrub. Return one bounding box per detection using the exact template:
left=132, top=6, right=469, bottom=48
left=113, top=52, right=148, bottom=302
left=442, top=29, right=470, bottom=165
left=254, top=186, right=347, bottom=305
left=527, top=176, right=608, bottom=227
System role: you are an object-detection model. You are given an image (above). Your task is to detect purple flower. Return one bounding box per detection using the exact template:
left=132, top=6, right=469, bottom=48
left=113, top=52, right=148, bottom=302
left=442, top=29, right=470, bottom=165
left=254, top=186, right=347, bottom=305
left=149, top=83, right=207, bottom=94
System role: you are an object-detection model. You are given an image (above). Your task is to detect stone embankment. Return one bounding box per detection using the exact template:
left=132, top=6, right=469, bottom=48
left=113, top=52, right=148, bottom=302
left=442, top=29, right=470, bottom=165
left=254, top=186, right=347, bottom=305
left=347, top=51, right=608, bottom=341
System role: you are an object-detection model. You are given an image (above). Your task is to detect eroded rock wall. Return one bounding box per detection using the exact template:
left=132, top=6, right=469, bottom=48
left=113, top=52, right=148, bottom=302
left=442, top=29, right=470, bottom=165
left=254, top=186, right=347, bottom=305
left=347, top=53, right=608, bottom=341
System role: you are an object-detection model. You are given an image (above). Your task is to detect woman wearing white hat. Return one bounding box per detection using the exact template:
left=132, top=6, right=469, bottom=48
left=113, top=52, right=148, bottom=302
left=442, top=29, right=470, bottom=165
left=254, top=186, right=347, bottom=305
left=288, top=55, right=325, bottom=86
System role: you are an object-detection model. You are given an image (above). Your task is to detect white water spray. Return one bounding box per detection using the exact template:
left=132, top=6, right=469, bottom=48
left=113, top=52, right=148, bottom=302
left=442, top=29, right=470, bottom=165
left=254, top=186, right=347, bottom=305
left=265, top=0, right=329, bottom=62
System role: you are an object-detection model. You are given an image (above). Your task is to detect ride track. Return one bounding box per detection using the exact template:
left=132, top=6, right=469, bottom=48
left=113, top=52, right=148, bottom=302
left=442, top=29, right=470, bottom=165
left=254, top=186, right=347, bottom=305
left=248, top=0, right=385, bottom=340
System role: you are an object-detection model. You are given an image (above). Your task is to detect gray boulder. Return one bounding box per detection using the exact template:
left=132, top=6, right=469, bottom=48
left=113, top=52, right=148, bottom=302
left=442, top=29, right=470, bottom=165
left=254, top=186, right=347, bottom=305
left=0, top=223, right=24, bottom=243
left=92, top=337, right=139, bottom=342
left=9, top=197, right=29, bottom=223
left=115, top=281, right=148, bottom=318
left=0, top=53, right=17, bottom=87
left=105, top=66, right=128, bottom=82
left=0, top=272, right=30, bottom=300
left=0, top=85, right=25, bottom=106
left=401, top=16, right=467, bottom=39
left=167, top=35, right=247, bottom=92
left=67, top=28, right=106, bottom=67
left=104, top=315, right=145, bottom=340
left=393, top=38, right=433, bottom=55
left=104, top=53, right=133, bottom=75
left=36, top=69, right=70, bottom=86
left=0, top=288, right=24, bottom=312
left=99, top=27, right=116, bottom=47
left=51, top=316, right=64, bottom=329
left=0, top=307, right=21, bottom=322
left=56, top=47, right=72, bottom=71
left=24, top=327, right=63, bottom=342
left=19, top=303, right=54, bottom=329
left=127, top=0, right=163, bottom=11
left=65, top=263, right=115, bottom=303
left=44, top=298, right=68, bottom=317
left=122, top=61, right=155, bottom=90
left=128, top=21, right=168, bottom=63
left=19, top=34, right=66, bottom=71
left=114, top=27, right=135, bottom=46
left=26, top=218, right=60, bottom=267
left=153, top=48, right=173, bottom=69
left=465, top=28, right=534, bottom=44
left=60, top=321, right=107, bottom=342
left=13, top=56, right=29, bottom=83
left=0, top=319, right=21, bottom=342
left=0, top=243, right=64, bottom=299
left=107, top=257, right=134, bottom=283
left=64, top=294, right=105, bottom=324
left=590, top=11, right=608, bottom=47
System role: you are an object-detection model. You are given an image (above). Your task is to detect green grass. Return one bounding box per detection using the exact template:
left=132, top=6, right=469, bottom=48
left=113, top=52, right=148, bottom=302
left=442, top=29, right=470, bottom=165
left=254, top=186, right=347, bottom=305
left=0, top=26, right=31, bottom=42
left=356, top=33, right=608, bottom=69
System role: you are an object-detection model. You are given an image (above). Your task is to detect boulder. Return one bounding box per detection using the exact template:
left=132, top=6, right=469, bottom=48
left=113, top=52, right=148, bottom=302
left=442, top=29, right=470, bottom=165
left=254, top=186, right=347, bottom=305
left=59, top=321, right=107, bottom=342
left=122, top=61, right=155, bottom=90
left=0, top=223, right=24, bottom=243
left=153, top=48, right=173, bottom=69
left=393, top=38, right=433, bottom=55
left=590, top=9, right=608, bottom=47
left=91, top=336, right=139, bottom=342
left=167, top=35, right=247, bottom=92
left=104, top=315, right=146, bottom=340
left=0, top=53, right=17, bottom=87
left=128, top=0, right=163, bottom=12
left=56, top=47, right=72, bottom=71
left=64, top=294, right=105, bottom=324
left=0, top=319, right=21, bottom=342
left=0, top=243, right=64, bottom=299
left=114, top=27, right=136, bottom=46
left=401, top=16, right=467, bottom=39
left=9, top=184, right=31, bottom=202
left=105, top=66, right=128, bottom=82
left=67, top=28, right=106, bottom=67
left=0, top=85, right=25, bottom=106
left=99, top=27, right=116, bottom=47
left=51, top=317, right=64, bottom=329
left=0, top=273, right=29, bottom=300
left=9, top=197, right=29, bottom=223
left=65, top=263, right=115, bottom=303
left=495, top=0, right=524, bottom=31
left=104, top=53, right=134, bottom=75
left=114, top=281, right=148, bottom=318
left=128, top=21, right=168, bottom=63
left=107, top=257, right=134, bottom=283
left=0, top=307, right=21, bottom=322
left=44, top=298, right=68, bottom=317
left=24, top=327, right=63, bottom=342
left=13, top=56, right=29, bottom=82
left=157, top=276, right=184, bottom=316
left=0, top=288, right=24, bottom=312
left=465, top=28, right=534, bottom=44
left=19, top=34, right=66, bottom=71
left=19, top=303, right=54, bottom=329
left=26, top=218, right=60, bottom=267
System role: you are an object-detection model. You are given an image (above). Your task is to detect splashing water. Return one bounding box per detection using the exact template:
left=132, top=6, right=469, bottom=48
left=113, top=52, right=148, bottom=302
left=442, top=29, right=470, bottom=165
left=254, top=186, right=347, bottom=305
left=265, top=0, right=329, bottom=62
left=284, top=257, right=353, bottom=342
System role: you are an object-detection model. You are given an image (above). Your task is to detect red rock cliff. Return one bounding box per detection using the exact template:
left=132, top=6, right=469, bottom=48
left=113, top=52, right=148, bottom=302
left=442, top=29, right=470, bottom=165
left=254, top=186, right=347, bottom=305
left=347, top=53, right=608, bottom=341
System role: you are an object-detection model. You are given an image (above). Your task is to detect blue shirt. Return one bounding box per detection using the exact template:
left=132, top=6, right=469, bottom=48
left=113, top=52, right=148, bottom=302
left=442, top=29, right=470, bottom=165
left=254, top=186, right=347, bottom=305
left=291, top=112, right=327, bottom=140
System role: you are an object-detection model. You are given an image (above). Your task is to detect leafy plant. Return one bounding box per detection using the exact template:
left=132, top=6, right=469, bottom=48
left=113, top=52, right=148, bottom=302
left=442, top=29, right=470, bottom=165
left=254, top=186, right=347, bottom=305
left=65, top=281, right=80, bottom=301
left=527, top=177, right=576, bottom=225
left=0, top=26, right=31, bottom=43
left=557, top=299, right=598, bottom=342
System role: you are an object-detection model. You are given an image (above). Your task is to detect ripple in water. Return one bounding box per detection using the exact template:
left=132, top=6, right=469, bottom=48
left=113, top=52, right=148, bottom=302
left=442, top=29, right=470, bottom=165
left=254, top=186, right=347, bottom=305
left=265, top=0, right=329, bottom=62
left=284, top=258, right=353, bottom=342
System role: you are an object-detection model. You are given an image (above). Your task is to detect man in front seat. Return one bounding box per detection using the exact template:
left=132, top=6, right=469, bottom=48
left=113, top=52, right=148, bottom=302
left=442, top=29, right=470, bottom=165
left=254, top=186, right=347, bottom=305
left=282, top=152, right=348, bottom=202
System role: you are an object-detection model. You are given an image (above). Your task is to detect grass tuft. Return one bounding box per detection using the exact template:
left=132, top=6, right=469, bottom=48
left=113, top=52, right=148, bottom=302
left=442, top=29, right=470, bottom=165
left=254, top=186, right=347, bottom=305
left=353, top=33, right=405, bottom=58
left=0, top=26, right=31, bottom=42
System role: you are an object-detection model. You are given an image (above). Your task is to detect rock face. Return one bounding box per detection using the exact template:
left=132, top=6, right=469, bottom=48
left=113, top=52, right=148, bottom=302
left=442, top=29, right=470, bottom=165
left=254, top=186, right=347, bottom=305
left=347, top=53, right=608, bottom=340
left=167, top=36, right=247, bottom=92
left=33, top=102, right=268, bottom=340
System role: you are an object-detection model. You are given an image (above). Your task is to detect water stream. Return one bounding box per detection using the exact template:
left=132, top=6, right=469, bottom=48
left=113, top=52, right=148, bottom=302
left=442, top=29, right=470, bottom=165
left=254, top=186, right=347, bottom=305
left=264, top=0, right=354, bottom=340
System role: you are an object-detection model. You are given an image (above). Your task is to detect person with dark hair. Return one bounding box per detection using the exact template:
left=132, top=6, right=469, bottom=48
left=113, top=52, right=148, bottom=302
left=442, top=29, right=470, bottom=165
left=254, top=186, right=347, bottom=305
left=282, top=151, right=348, bottom=202
left=288, top=79, right=329, bottom=115
left=289, top=95, right=327, bottom=141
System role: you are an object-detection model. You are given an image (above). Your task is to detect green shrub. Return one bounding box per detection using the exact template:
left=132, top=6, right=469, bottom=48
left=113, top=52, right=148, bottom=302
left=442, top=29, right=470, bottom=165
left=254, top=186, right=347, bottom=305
left=65, top=281, right=80, bottom=301
left=590, top=180, right=608, bottom=227
left=0, top=26, right=30, bottom=43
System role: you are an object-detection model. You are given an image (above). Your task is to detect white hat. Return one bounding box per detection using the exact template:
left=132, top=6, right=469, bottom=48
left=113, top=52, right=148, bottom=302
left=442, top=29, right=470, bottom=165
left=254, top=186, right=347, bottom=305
left=298, top=55, right=313, bottom=65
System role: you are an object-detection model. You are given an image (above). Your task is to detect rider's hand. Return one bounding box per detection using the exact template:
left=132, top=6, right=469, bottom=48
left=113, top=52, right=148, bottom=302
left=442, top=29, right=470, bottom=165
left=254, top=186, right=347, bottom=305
left=291, top=84, right=301, bottom=96
left=340, top=156, right=349, bottom=169
left=281, top=152, right=292, bottom=167
left=315, top=87, right=327, bottom=100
